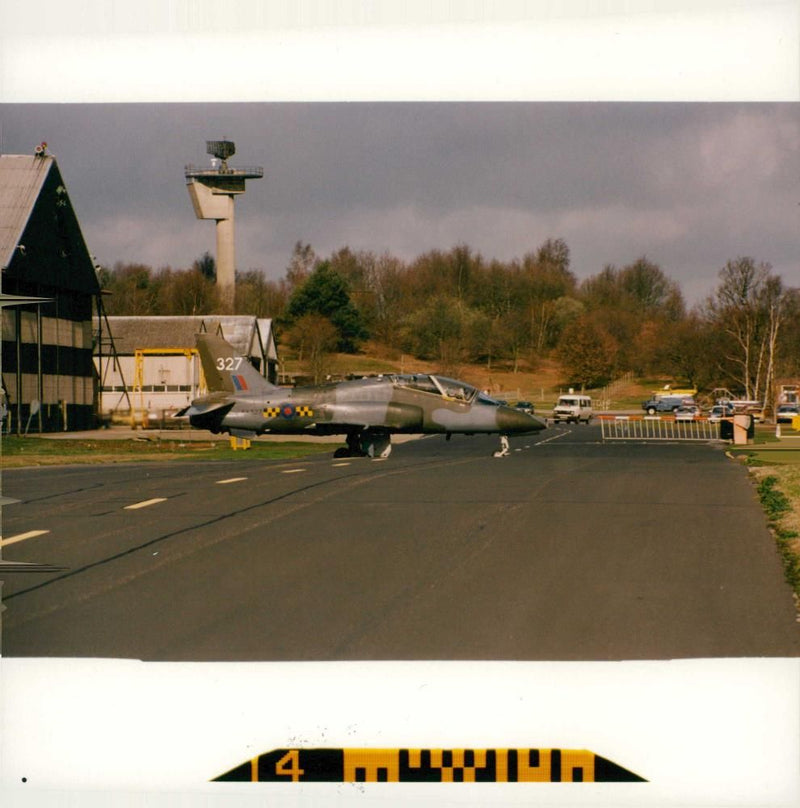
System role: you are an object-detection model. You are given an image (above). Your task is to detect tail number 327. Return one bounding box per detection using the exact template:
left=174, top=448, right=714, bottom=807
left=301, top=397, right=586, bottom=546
left=216, top=357, right=243, bottom=371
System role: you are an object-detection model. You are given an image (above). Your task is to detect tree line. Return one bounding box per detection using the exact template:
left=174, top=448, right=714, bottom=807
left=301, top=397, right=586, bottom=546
left=98, top=239, right=800, bottom=409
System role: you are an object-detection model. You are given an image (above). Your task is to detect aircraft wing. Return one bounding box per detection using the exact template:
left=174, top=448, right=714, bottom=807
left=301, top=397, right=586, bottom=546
left=174, top=395, right=235, bottom=431
left=315, top=401, right=424, bottom=432
left=174, top=394, right=233, bottom=417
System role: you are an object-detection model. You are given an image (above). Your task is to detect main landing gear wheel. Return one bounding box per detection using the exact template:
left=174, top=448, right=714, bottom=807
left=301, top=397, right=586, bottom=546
left=335, top=430, right=393, bottom=459
left=334, top=432, right=366, bottom=458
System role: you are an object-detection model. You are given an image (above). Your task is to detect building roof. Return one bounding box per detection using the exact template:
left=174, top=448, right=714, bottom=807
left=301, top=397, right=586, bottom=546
left=0, top=152, right=99, bottom=295
left=0, top=154, right=52, bottom=270
left=106, top=315, right=276, bottom=360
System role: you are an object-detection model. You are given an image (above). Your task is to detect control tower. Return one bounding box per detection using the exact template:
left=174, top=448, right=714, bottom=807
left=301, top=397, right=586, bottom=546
left=185, top=140, right=263, bottom=310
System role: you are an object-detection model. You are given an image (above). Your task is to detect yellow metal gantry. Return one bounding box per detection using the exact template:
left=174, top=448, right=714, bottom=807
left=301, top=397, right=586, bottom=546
left=131, top=347, right=203, bottom=427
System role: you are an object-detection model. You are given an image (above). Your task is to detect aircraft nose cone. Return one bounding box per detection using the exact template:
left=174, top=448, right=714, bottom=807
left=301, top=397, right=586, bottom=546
left=497, top=406, right=547, bottom=434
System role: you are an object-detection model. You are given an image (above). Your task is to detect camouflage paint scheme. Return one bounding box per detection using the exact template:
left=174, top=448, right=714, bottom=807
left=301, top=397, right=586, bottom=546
left=180, top=334, right=545, bottom=457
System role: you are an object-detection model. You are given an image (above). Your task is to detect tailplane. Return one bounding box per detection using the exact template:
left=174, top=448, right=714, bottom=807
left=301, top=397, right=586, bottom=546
left=196, top=333, right=278, bottom=395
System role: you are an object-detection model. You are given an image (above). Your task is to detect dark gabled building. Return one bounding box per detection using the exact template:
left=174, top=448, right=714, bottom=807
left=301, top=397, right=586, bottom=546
left=0, top=150, right=101, bottom=432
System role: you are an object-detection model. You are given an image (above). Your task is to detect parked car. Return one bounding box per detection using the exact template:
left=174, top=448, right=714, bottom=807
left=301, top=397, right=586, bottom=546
left=514, top=401, right=535, bottom=415
left=642, top=395, right=693, bottom=415
left=674, top=405, right=701, bottom=421
left=776, top=404, right=800, bottom=424
left=708, top=403, right=735, bottom=423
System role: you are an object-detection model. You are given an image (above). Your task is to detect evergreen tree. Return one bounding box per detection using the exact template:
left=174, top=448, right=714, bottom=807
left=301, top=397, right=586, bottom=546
left=193, top=251, right=216, bottom=281
left=286, top=261, right=368, bottom=352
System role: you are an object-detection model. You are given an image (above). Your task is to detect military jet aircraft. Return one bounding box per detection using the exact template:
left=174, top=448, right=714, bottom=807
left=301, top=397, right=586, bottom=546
left=178, top=333, right=545, bottom=458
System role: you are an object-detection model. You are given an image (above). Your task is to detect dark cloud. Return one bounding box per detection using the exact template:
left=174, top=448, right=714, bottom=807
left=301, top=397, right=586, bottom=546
left=1, top=102, right=797, bottom=302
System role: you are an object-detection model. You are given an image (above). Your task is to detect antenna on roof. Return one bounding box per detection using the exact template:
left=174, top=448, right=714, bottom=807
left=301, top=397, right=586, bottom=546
left=206, top=139, right=236, bottom=170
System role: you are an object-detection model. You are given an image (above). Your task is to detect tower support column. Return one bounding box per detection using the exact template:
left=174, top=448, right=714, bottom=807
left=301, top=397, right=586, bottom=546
left=215, top=215, right=235, bottom=311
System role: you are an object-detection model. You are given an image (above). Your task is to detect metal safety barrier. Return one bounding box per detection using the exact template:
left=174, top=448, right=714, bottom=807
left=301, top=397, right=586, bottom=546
left=599, top=415, right=722, bottom=442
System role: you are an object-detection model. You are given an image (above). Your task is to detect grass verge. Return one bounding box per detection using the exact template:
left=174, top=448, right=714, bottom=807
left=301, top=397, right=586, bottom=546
left=754, top=473, right=800, bottom=614
left=0, top=436, right=334, bottom=467
left=734, top=457, right=800, bottom=615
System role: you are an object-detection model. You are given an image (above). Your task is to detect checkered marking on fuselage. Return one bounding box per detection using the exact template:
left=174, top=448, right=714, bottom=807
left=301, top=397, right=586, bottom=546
left=263, top=405, right=314, bottom=419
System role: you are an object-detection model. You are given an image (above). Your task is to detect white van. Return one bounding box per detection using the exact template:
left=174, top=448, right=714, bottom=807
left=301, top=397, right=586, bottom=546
left=552, top=394, right=593, bottom=424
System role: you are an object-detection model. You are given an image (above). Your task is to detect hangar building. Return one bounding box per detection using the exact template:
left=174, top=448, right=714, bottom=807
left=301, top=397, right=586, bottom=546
left=98, top=315, right=278, bottom=425
left=0, top=150, right=102, bottom=433
left=1, top=149, right=281, bottom=432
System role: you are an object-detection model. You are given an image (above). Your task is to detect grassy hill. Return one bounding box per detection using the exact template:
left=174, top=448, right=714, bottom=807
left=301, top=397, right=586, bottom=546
left=279, top=342, right=657, bottom=412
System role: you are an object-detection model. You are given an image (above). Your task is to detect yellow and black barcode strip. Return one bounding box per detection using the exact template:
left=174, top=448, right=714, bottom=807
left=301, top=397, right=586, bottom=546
left=213, top=748, right=645, bottom=783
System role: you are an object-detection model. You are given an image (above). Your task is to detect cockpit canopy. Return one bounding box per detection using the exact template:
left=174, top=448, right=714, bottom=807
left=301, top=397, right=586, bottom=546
left=394, top=374, right=503, bottom=406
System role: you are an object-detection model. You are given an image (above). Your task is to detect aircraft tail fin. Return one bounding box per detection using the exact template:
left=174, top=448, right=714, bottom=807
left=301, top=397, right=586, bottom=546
left=196, top=333, right=278, bottom=395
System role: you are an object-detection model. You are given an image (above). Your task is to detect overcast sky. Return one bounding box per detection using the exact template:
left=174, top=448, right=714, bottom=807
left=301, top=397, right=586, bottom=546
left=1, top=101, right=797, bottom=305
left=1, top=4, right=798, bottom=307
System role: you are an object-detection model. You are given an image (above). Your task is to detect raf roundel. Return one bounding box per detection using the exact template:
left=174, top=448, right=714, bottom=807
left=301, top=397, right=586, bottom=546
left=280, top=404, right=295, bottom=419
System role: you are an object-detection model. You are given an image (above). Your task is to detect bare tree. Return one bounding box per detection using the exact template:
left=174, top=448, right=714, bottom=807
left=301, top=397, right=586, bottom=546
left=704, top=258, right=789, bottom=411
left=556, top=314, right=619, bottom=388
left=234, top=270, right=288, bottom=318
left=285, top=241, right=317, bottom=294
left=160, top=268, right=219, bottom=315
left=287, top=313, right=338, bottom=384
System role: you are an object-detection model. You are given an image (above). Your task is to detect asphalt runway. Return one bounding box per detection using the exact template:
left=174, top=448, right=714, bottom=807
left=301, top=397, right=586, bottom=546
left=2, top=424, right=799, bottom=660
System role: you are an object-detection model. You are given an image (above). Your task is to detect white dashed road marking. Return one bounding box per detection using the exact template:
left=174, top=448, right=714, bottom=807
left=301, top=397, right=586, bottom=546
left=124, top=498, right=168, bottom=510
left=0, top=530, right=50, bottom=548
left=534, top=431, right=572, bottom=446
left=216, top=477, right=248, bottom=485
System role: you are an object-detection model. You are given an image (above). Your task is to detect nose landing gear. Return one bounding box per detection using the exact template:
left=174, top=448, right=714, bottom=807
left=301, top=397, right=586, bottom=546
left=493, top=434, right=510, bottom=457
